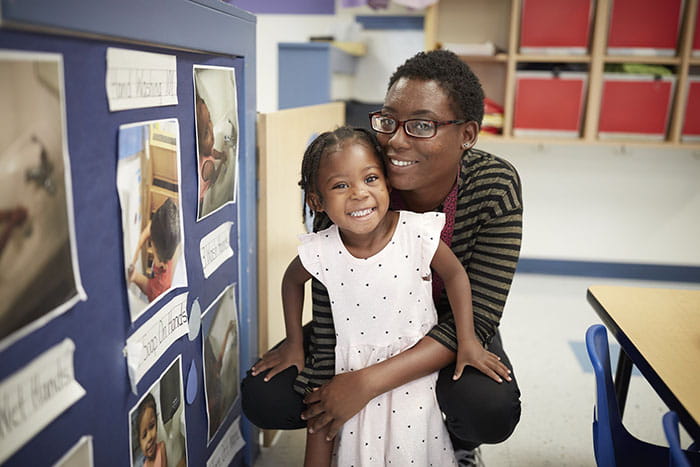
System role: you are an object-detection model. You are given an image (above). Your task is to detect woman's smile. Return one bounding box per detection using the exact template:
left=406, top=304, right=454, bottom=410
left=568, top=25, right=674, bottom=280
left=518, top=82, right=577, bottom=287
left=388, top=158, right=417, bottom=167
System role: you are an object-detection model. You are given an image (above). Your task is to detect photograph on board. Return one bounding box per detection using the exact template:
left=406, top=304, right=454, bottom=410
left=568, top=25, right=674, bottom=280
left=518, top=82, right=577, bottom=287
left=0, top=51, right=85, bottom=350
left=129, top=357, right=188, bottom=467
left=54, top=436, right=93, bottom=467
left=117, top=119, right=187, bottom=322
left=201, top=285, right=240, bottom=441
left=193, top=65, right=239, bottom=221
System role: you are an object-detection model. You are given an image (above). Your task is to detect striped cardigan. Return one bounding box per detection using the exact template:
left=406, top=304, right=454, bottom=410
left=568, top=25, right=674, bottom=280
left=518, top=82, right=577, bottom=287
left=294, top=148, right=523, bottom=394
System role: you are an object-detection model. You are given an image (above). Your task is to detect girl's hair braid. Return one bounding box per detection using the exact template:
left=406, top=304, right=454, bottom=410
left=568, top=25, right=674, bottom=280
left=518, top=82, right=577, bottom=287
left=298, top=126, right=384, bottom=226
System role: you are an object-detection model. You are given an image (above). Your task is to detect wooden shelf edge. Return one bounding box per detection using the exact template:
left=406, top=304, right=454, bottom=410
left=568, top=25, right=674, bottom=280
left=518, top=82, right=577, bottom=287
left=456, top=53, right=508, bottom=63
left=603, top=55, right=682, bottom=65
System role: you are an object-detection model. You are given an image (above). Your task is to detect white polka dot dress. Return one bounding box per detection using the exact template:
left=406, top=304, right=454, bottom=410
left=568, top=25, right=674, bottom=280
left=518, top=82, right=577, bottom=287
left=298, top=211, right=457, bottom=466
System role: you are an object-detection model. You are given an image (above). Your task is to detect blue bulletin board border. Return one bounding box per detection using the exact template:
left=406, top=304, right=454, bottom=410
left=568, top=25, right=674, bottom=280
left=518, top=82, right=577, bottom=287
left=0, top=1, right=258, bottom=465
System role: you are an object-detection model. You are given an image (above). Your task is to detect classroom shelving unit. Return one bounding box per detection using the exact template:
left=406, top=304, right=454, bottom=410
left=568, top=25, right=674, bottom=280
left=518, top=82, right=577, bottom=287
left=424, top=0, right=700, bottom=147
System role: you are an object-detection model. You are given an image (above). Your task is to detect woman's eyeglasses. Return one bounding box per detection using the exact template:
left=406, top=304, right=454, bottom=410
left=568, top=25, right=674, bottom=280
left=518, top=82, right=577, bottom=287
left=369, top=111, right=466, bottom=139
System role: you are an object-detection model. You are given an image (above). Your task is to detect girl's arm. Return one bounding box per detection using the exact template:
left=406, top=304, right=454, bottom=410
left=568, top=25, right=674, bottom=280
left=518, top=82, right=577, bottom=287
left=251, top=256, right=311, bottom=381
left=131, top=220, right=152, bottom=267
left=431, top=240, right=511, bottom=382
left=216, top=321, right=237, bottom=365
left=304, top=429, right=333, bottom=467
left=129, top=270, right=150, bottom=295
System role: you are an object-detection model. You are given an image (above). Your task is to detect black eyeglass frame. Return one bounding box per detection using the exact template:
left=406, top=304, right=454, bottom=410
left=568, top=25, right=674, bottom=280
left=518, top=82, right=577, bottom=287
left=368, top=111, right=467, bottom=139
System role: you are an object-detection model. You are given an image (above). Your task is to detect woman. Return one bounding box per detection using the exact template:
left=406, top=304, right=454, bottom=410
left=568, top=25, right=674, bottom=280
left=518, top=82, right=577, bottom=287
left=243, top=49, right=522, bottom=466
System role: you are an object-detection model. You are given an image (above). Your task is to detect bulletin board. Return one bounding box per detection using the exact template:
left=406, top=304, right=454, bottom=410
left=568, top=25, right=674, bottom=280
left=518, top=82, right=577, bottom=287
left=0, top=1, right=258, bottom=466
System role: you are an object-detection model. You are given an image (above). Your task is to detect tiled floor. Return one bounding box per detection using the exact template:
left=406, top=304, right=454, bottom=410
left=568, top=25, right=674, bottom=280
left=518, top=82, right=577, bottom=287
left=252, top=273, right=698, bottom=466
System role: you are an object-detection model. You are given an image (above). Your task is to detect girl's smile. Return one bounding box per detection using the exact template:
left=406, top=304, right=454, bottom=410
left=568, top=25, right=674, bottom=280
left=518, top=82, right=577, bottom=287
left=349, top=207, right=376, bottom=217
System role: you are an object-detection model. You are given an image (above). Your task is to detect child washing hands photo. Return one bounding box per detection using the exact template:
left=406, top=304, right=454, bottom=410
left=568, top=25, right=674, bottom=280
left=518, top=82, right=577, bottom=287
left=255, top=126, right=510, bottom=466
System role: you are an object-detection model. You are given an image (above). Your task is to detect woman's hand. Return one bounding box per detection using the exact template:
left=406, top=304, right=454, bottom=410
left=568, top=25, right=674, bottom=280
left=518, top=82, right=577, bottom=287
left=301, top=371, right=373, bottom=441
left=453, top=337, right=512, bottom=383
left=251, top=340, right=304, bottom=382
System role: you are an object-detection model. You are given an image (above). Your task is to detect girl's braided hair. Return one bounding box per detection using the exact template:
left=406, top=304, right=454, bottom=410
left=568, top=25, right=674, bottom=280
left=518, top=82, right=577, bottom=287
left=299, top=126, right=385, bottom=227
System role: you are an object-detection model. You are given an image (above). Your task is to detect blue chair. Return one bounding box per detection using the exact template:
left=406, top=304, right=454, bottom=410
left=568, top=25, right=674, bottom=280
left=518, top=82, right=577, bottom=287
left=586, top=324, right=673, bottom=466
left=663, top=411, right=692, bottom=467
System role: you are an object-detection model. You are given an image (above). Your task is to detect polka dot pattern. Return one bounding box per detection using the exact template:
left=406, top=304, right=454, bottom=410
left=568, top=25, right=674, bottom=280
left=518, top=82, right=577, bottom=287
left=297, top=211, right=456, bottom=465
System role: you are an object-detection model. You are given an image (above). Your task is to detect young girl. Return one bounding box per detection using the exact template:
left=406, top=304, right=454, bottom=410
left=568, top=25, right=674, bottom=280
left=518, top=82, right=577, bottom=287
left=270, top=127, right=509, bottom=466
left=134, top=393, right=168, bottom=467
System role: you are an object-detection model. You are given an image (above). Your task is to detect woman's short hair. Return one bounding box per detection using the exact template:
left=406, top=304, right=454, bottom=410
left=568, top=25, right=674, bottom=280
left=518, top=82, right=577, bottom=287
left=387, top=49, right=485, bottom=126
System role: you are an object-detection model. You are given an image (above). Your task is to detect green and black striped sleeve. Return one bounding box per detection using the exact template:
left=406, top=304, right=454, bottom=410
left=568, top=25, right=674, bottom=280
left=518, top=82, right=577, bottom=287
left=428, top=149, right=523, bottom=349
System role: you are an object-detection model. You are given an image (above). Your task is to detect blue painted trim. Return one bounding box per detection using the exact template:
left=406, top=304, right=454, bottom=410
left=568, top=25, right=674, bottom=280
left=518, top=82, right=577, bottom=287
left=355, top=15, right=424, bottom=30
left=517, top=258, right=700, bottom=283
left=225, top=0, right=335, bottom=15
left=0, top=0, right=256, bottom=57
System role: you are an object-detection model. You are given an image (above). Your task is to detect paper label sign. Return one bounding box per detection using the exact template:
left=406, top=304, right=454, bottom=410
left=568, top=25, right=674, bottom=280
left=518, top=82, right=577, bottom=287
left=200, top=222, right=234, bottom=279
left=125, top=292, right=188, bottom=392
left=206, top=417, right=245, bottom=467
left=0, top=339, right=86, bottom=464
left=106, top=48, right=178, bottom=111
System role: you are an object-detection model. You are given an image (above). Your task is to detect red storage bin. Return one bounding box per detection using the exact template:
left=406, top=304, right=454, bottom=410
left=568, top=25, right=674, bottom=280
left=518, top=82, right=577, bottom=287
left=598, top=74, right=675, bottom=140
left=519, top=0, right=593, bottom=55
left=682, top=77, right=700, bottom=142
left=513, top=71, right=587, bottom=137
left=607, top=0, right=682, bottom=56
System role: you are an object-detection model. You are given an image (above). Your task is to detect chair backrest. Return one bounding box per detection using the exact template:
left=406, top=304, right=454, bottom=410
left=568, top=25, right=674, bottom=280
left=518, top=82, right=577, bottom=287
left=585, top=324, right=669, bottom=467
left=586, top=324, right=622, bottom=466
left=663, top=411, right=691, bottom=467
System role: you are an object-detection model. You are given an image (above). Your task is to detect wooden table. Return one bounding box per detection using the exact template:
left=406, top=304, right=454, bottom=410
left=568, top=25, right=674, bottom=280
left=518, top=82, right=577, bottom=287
left=587, top=285, right=700, bottom=442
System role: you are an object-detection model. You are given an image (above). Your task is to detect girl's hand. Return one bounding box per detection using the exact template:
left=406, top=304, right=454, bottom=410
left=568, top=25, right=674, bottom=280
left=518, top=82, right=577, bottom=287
left=453, top=338, right=512, bottom=383
left=251, top=340, right=304, bottom=382
left=302, top=371, right=372, bottom=441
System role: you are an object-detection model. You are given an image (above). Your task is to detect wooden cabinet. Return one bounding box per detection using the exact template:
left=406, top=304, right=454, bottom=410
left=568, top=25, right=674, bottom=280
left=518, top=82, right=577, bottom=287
left=424, top=0, right=700, bottom=147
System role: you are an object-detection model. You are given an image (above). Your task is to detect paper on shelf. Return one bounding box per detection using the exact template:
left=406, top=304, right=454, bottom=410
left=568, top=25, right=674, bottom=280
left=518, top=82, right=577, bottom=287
left=441, top=41, right=497, bottom=56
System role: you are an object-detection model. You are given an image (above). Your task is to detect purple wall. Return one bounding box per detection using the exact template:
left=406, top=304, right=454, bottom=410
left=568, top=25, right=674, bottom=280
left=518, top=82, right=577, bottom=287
left=225, top=0, right=335, bottom=15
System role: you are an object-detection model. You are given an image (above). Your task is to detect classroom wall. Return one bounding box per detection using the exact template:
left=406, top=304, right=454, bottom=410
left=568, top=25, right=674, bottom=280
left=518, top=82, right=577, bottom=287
left=479, top=140, right=700, bottom=268
left=254, top=2, right=423, bottom=112
left=250, top=3, right=700, bottom=275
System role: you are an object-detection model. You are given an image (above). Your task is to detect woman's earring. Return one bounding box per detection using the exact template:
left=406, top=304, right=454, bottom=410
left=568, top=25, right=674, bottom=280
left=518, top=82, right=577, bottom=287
left=462, top=142, right=470, bottom=149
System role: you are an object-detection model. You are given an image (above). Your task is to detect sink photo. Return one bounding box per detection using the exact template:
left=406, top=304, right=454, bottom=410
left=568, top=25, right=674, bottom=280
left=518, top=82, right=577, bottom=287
left=0, top=52, right=84, bottom=348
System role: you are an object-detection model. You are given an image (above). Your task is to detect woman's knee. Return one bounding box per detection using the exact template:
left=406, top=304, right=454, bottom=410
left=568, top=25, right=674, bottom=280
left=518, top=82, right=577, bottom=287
left=437, top=365, right=521, bottom=444
left=241, top=367, right=306, bottom=430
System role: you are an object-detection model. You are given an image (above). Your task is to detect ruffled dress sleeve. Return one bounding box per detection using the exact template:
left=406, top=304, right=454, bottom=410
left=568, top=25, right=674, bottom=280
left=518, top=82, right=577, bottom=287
left=418, top=211, right=446, bottom=276
left=297, top=231, right=324, bottom=284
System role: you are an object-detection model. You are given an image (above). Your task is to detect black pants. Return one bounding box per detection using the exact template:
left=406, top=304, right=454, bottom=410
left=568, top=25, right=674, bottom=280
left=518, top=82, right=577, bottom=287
left=241, top=327, right=521, bottom=450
